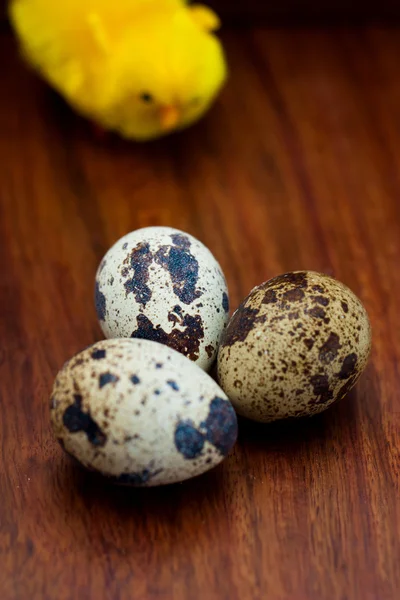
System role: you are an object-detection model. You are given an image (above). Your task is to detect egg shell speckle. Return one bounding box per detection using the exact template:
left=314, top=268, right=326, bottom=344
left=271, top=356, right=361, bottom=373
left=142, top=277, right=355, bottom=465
left=95, top=227, right=229, bottom=371
left=51, top=339, right=238, bottom=486
left=217, top=271, right=372, bottom=423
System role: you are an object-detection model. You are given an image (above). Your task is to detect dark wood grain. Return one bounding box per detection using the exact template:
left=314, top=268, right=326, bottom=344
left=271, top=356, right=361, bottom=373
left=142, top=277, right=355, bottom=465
left=1, top=27, right=399, bottom=600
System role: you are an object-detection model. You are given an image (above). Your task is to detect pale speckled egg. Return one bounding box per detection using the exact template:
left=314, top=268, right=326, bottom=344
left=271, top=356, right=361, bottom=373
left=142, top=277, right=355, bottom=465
left=95, top=227, right=229, bottom=371
left=217, top=271, right=372, bottom=423
left=50, top=338, right=238, bottom=486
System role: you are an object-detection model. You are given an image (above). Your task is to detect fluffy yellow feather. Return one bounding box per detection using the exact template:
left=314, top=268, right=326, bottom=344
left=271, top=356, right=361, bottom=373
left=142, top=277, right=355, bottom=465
left=9, top=0, right=227, bottom=140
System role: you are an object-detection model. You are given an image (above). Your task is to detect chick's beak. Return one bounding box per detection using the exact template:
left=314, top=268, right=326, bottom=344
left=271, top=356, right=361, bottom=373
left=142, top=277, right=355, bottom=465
left=159, top=105, right=180, bottom=131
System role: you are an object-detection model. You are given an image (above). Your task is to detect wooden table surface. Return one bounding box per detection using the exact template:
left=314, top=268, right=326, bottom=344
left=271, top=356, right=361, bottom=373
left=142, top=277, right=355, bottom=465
left=1, top=26, right=399, bottom=600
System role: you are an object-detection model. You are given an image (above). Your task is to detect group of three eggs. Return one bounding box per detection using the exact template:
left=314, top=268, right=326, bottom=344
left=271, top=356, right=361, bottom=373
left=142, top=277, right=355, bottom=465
left=50, top=227, right=371, bottom=486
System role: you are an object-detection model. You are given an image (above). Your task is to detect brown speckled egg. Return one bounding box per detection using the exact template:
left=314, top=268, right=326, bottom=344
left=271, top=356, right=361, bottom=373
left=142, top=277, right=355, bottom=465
left=217, top=271, right=372, bottom=422
left=51, top=338, right=237, bottom=486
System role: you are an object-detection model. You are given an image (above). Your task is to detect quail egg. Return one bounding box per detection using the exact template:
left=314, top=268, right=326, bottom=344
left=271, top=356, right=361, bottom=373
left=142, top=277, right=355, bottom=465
left=217, top=271, right=372, bottom=422
left=51, top=338, right=238, bottom=486
left=95, top=227, right=229, bottom=371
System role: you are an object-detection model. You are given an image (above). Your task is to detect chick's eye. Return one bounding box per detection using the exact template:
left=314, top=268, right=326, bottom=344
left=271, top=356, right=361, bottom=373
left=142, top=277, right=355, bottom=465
left=140, top=92, right=154, bottom=103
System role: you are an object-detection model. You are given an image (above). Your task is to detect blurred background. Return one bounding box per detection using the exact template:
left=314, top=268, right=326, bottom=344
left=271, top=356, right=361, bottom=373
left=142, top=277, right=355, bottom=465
left=2, top=0, right=400, bottom=23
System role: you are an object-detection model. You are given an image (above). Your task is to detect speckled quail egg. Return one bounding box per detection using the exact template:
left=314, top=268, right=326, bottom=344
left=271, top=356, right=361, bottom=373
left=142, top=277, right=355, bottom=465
left=95, top=227, right=229, bottom=372
left=217, top=271, right=372, bottom=423
left=50, top=338, right=238, bottom=486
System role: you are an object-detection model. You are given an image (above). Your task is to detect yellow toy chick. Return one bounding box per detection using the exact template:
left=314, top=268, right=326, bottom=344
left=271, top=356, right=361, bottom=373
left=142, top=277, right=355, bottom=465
left=10, top=0, right=227, bottom=140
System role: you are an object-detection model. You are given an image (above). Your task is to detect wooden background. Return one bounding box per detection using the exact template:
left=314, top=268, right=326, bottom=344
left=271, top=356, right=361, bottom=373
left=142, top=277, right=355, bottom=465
left=1, top=23, right=400, bottom=600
